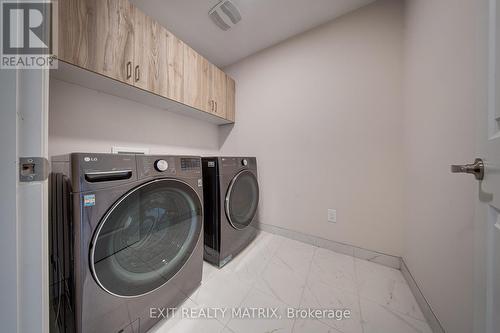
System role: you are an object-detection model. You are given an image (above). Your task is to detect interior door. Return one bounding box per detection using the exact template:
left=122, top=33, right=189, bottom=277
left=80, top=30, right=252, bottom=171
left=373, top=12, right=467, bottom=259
left=470, top=0, right=500, bottom=331
left=133, top=8, right=168, bottom=95
left=58, top=0, right=134, bottom=84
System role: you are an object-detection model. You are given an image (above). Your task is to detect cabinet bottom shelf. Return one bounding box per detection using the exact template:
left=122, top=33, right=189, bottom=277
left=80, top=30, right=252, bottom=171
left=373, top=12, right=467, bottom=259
left=50, top=61, right=234, bottom=126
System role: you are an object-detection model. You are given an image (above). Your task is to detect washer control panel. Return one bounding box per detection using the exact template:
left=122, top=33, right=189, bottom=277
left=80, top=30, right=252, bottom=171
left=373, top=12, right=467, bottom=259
left=137, top=156, right=176, bottom=178
left=137, top=155, right=201, bottom=179
left=181, top=158, right=201, bottom=171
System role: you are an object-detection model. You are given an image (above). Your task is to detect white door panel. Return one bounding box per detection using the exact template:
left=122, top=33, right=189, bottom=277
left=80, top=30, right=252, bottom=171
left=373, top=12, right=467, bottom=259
left=472, top=0, right=500, bottom=332
left=0, top=68, right=50, bottom=333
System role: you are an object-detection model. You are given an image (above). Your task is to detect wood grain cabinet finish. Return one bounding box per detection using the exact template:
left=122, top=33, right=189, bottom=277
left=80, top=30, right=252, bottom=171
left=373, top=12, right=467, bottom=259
left=133, top=8, right=168, bottom=95
left=226, top=76, right=236, bottom=122
left=59, top=0, right=135, bottom=84
left=59, top=0, right=235, bottom=123
left=210, top=64, right=227, bottom=118
left=132, top=9, right=186, bottom=102
left=183, top=44, right=211, bottom=113
left=166, top=32, right=184, bottom=102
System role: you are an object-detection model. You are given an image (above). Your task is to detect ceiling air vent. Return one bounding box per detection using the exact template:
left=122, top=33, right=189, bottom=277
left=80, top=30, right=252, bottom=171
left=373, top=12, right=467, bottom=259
left=209, top=0, right=242, bottom=31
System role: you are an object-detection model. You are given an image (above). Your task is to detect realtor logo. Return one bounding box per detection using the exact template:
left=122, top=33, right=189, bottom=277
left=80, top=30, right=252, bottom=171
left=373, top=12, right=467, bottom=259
left=1, top=0, right=57, bottom=68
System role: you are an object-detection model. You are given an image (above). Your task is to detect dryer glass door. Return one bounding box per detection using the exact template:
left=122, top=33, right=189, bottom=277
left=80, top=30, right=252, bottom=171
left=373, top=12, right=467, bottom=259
left=90, top=179, right=202, bottom=297
left=225, top=170, right=259, bottom=230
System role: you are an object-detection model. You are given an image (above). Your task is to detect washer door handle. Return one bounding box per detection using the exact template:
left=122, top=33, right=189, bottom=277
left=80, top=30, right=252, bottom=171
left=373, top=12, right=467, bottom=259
left=84, top=170, right=133, bottom=183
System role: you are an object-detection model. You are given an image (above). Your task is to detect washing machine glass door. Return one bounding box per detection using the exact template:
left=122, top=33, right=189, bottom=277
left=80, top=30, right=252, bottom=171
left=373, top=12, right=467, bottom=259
left=225, top=170, right=259, bottom=230
left=90, top=179, right=202, bottom=297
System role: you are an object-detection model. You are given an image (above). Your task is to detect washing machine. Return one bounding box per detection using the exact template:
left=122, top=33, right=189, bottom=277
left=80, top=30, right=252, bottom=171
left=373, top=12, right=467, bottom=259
left=49, top=153, right=204, bottom=333
left=202, top=157, right=259, bottom=267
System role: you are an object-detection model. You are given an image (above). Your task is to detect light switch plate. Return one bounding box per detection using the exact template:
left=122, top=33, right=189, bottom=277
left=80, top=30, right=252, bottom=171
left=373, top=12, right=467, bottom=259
left=328, top=209, right=337, bottom=223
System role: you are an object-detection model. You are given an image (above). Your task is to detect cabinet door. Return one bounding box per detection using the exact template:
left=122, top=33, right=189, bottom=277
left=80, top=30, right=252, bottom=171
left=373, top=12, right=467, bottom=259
left=210, top=65, right=227, bottom=118
left=133, top=8, right=167, bottom=95
left=166, top=31, right=184, bottom=102
left=183, top=45, right=211, bottom=112
left=58, top=0, right=134, bottom=84
left=226, top=76, right=236, bottom=122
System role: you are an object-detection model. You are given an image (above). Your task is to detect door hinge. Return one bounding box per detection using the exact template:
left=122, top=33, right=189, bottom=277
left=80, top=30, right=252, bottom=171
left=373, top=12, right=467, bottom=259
left=19, top=157, right=49, bottom=182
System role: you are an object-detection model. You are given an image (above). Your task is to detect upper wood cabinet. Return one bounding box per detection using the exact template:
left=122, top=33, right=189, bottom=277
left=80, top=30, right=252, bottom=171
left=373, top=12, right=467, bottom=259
left=59, top=0, right=135, bottom=84
left=183, top=44, right=211, bottom=113
left=133, top=8, right=167, bottom=95
left=183, top=48, right=230, bottom=119
left=58, top=0, right=235, bottom=123
left=210, top=64, right=227, bottom=119
left=133, top=11, right=185, bottom=101
left=226, top=76, right=236, bottom=122
left=165, top=32, right=184, bottom=102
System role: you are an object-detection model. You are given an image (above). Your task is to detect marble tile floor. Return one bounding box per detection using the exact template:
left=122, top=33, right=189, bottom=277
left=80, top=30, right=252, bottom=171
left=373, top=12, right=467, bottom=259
left=149, top=231, right=432, bottom=333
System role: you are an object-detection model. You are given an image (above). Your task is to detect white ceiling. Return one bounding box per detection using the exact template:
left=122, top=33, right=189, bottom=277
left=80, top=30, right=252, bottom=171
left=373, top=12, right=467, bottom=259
left=131, top=0, right=376, bottom=67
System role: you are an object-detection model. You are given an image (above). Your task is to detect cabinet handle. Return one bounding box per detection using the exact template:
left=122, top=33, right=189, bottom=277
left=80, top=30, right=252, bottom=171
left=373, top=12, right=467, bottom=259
left=215, top=101, right=217, bottom=113
left=134, top=65, right=140, bottom=82
left=210, top=100, right=214, bottom=112
left=126, top=61, right=132, bottom=79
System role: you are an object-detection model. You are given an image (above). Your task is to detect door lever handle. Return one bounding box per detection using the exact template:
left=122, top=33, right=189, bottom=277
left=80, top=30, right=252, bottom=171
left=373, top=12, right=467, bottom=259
left=451, top=158, right=484, bottom=180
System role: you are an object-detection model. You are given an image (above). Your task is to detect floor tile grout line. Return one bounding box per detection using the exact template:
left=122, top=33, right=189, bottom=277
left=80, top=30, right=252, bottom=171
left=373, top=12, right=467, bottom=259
left=356, top=292, right=430, bottom=325
left=195, top=237, right=269, bottom=329
left=290, top=245, right=317, bottom=332
left=201, top=262, right=223, bottom=286
left=221, top=232, right=280, bottom=332
left=355, top=258, right=430, bottom=324
left=221, top=273, right=261, bottom=332
left=353, top=257, right=366, bottom=333
left=308, top=252, right=361, bottom=333
left=296, top=246, right=354, bottom=333
left=231, top=233, right=313, bottom=332
left=255, top=238, right=318, bottom=306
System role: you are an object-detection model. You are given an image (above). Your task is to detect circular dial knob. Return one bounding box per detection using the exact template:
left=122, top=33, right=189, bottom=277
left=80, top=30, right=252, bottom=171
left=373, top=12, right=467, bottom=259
left=241, top=159, right=248, bottom=166
left=154, top=159, right=169, bottom=172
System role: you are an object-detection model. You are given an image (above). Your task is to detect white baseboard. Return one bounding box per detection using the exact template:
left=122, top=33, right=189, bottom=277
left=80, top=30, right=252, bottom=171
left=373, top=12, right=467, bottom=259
left=401, top=260, right=445, bottom=333
left=257, top=222, right=401, bottom=269
left=257, top=223, right=445, bottom=333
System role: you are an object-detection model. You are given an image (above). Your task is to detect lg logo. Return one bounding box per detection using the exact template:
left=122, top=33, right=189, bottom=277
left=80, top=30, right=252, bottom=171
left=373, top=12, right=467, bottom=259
left=84, top=157, right=98, bottom=162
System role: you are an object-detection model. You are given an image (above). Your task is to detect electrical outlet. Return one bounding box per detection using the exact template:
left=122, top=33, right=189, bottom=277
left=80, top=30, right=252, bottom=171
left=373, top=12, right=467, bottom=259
left=328, top=209, right=337, bottom=223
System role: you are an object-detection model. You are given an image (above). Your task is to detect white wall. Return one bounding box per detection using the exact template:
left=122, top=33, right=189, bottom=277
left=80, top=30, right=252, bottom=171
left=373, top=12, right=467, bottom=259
left=49, top=79, right=221, bottom=157
left=0, top=70, right=20, bottom=333
left=221, top=0, right=405, bottom=256
left=402, top=0, right=484, bottom=332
